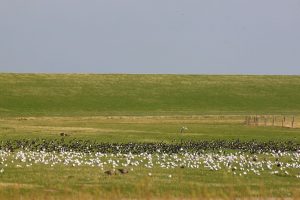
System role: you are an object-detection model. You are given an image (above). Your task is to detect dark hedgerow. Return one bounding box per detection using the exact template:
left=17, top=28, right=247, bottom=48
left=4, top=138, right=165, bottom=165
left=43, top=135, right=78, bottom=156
left=0, top=139, right=299, bottom=153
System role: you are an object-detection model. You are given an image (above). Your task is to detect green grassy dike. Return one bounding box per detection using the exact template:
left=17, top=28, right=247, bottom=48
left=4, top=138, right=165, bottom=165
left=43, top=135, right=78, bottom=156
left=1, top=73, right=300, bottom=116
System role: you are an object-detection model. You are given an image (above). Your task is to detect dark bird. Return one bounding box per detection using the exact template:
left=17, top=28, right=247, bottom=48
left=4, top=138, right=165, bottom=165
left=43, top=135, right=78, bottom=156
left=118, top=169, right=128, bottom=174
left=276, top=163, right=281, bottom=167
left=104, top=170, right=116, bottom=175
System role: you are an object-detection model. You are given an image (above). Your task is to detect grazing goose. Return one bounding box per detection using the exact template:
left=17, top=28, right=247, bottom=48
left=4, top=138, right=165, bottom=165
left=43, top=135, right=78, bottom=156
left=104, top=170, right=116, bottom=175
left=118, top=169, right=128, bottom=174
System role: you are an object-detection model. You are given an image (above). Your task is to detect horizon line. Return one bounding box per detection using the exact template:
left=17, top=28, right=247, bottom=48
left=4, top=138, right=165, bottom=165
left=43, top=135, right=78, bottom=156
left=0, top=72, right=300, bottom=76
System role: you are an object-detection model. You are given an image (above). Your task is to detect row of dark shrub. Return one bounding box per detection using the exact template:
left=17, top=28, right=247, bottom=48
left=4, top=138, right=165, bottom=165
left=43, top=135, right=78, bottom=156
left=0, top=139, right=299, bottom=154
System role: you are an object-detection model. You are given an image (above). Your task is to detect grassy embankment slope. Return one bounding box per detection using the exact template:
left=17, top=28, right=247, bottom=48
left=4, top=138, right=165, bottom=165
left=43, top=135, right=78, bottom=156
left=1, top=73, right=300, bottom=116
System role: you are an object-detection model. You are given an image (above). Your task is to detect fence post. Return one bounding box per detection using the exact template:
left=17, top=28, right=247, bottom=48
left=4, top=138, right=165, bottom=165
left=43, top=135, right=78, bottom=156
left=256, top=115, right=258, bottom=126
left=264, top=116, right=267, bottom=126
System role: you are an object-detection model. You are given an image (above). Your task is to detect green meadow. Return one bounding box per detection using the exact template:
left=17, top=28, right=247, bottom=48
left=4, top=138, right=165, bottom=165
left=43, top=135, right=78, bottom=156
left=1, top=74, right=300, bottom=116
left=0, top=74, right=300, bottom=199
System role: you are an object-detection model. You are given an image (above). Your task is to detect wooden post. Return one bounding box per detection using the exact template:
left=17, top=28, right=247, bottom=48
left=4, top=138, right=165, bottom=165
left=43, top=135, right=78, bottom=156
left=264, top=116, right=267, bottom=126
left=292, top=116, right=295, bottom=128
left=272, top=116, right=275, bottom=126
left=282, top=119, right=284, bottom=128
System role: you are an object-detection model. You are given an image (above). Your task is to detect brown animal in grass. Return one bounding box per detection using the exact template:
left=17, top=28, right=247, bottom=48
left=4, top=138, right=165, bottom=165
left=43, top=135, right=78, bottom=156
left=60, top=132, right=69, bottom=137
left=104, top=170, right=116, bottom=175
left=118, top=169, right=128, bottom=174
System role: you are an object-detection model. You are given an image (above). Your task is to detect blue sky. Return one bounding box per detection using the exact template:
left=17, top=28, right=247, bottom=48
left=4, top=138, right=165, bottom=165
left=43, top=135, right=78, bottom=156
left=0, top=0, right=300, bottom=74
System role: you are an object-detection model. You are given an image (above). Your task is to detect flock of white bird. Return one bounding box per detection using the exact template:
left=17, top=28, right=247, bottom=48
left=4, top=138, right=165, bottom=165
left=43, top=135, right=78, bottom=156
left=0, top=149, right=300, bottom=178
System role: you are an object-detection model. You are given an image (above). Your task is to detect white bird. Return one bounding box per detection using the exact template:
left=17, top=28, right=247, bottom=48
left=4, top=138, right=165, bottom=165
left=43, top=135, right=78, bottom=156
left=180, top=126, right=188, bottom=133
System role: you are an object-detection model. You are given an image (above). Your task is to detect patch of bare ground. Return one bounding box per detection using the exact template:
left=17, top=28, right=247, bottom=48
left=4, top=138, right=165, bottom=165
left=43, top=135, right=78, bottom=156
left=0, top=182, right=41, bottom=189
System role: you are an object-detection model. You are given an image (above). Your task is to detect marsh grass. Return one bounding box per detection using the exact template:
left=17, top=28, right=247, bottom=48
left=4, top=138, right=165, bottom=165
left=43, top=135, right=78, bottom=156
left=0, top=116, right=299, bottom=199
left=0, top=115, right=299, bottom=143
left=0, top=149, right=300, bottom=199
left=0, top=169, right=299, bottom=200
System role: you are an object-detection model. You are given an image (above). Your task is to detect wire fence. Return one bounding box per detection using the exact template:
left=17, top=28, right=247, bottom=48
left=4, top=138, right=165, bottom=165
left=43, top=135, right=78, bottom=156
left=244, top=115, right=296, bottom=128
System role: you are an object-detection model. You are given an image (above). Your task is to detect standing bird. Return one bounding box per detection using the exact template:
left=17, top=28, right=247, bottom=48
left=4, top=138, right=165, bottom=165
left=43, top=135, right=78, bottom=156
left=118, top=169, right=128, bottom=174
left=180, top=126, right=188, bottom=133
left=104, top=170, right=116, bottom=175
